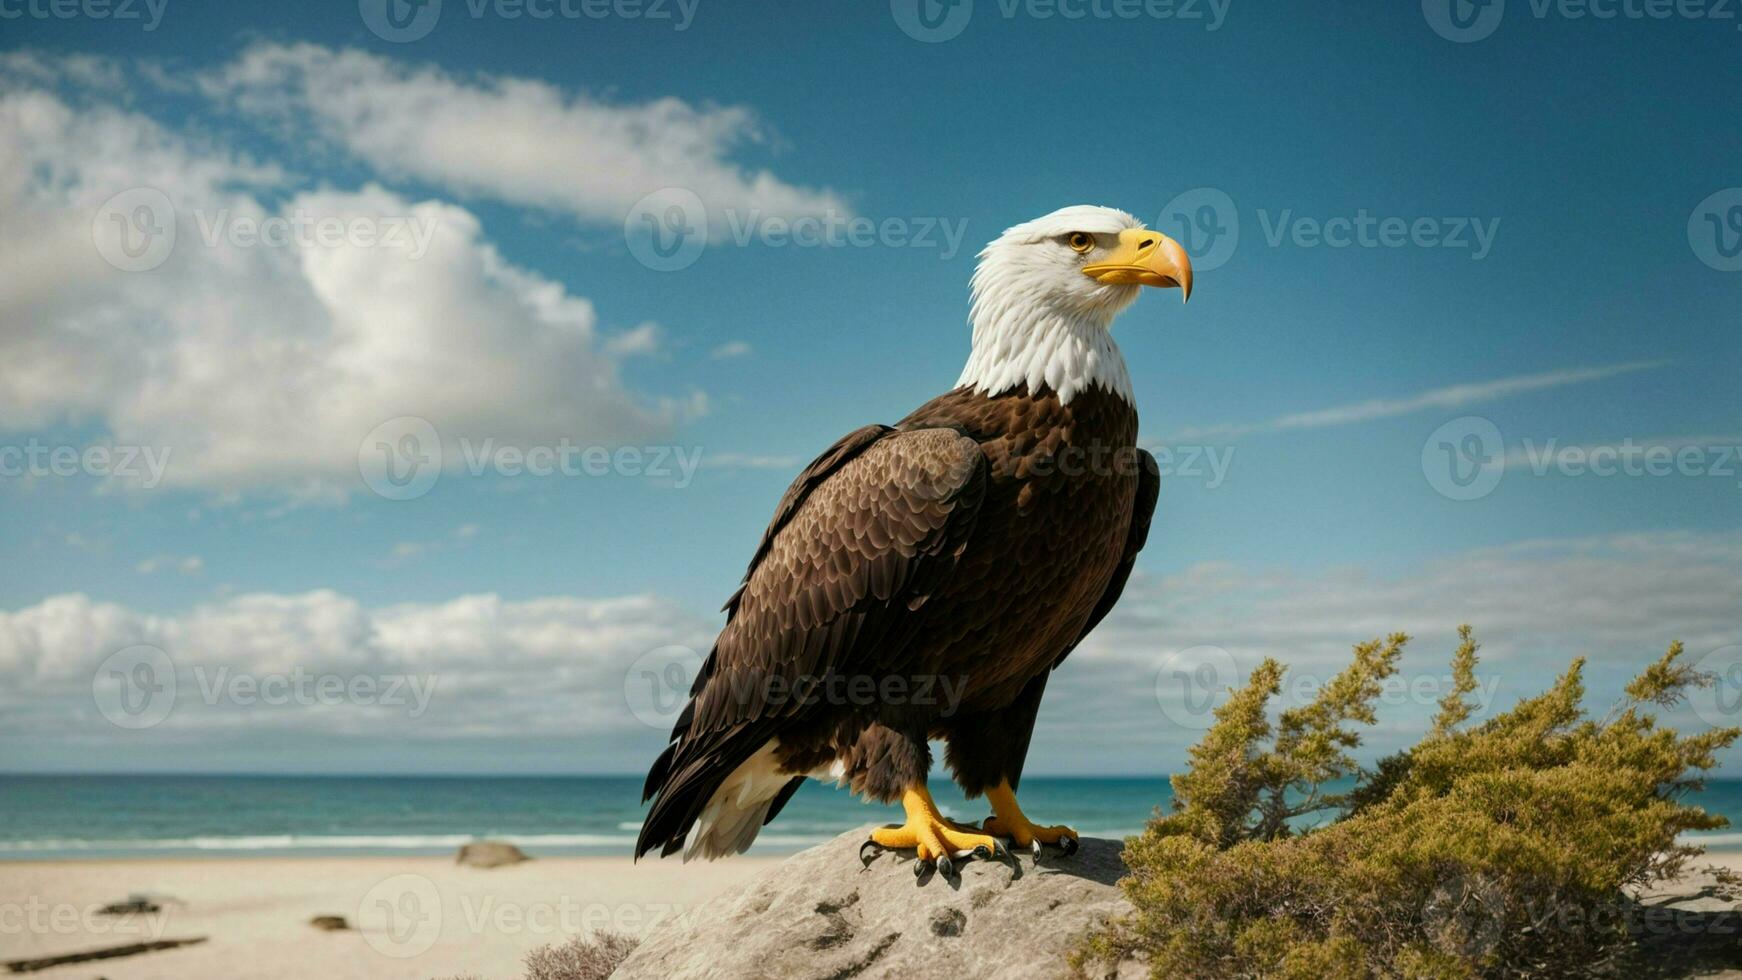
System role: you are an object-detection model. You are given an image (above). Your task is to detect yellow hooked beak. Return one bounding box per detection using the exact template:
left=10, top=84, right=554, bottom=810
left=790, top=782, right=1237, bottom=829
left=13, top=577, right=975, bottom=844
left=1082, top=228, right=1194, bottom=302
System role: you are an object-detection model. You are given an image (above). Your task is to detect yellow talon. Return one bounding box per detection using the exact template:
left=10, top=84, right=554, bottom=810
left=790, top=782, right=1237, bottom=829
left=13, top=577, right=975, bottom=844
left=869, top=784, right=1001, bottom=862
left=983, top=779, right=1077, bottom=850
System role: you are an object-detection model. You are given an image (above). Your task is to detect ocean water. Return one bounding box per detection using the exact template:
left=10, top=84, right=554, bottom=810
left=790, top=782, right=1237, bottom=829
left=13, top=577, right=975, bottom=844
left=4, top=774, right=1742, bottom=860
left=0, top=774, right=1163, bottom=859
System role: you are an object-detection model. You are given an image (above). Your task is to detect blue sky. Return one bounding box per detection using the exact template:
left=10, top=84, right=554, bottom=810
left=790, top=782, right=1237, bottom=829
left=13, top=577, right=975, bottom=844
left=0, top=0, right=1738, bottom=775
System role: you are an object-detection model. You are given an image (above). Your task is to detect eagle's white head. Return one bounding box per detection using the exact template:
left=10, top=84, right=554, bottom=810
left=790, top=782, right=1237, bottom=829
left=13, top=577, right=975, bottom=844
left=957, top=205, right=1192, bottom=405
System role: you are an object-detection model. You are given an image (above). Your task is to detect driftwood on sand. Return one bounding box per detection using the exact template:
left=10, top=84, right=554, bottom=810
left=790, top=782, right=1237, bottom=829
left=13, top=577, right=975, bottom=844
left=4, top=937, right=208, bottom=974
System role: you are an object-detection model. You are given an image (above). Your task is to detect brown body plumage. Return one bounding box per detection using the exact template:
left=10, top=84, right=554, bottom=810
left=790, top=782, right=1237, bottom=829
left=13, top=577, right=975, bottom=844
left=636, top=383, right=1158, bottom=859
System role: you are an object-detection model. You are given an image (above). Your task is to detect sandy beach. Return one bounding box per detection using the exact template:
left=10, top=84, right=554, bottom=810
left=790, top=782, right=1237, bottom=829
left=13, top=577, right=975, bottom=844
left=6, top=849, right=1742, bottom=980
left=0, top=854, right=773, bottom=980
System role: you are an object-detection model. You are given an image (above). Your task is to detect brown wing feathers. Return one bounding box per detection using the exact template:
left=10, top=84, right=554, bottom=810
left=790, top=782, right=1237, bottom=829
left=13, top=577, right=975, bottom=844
left=635, top=427, right=988, bottom=859
left=639, top=425, right=896, bottom=809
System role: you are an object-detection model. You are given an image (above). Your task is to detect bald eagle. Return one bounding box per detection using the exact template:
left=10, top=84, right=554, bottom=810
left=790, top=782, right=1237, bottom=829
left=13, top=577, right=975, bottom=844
left=637, top=206, right=1192, bottom=876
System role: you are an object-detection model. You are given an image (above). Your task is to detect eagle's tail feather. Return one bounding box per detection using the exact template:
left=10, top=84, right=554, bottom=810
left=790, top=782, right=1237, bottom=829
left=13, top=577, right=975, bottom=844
left=641, top=740, right=676, bottom=803
left=682, top=739, right=793, bottom=860
left=637, top=736, right=791, bottom=861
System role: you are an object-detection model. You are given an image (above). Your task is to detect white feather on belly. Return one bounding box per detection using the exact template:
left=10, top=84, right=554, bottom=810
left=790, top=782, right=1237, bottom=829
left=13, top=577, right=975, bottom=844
left=809, top=758, right=847, bottom=785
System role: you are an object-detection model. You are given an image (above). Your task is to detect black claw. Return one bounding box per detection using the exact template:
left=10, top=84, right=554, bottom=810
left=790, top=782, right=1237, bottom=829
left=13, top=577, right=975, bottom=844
left=914, top=858, right=931, bottom=878
left=860, top=840, right=884, bottom=867
left=972, top=844, right=992, bottom=861
left=1058, top=835, right=1079, bottom=856
left=937, top=854, right=956, bottom=878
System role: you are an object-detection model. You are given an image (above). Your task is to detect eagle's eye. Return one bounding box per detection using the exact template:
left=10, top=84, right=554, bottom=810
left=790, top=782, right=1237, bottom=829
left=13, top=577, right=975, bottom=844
left=1066, top=232, right=1094, bottom=253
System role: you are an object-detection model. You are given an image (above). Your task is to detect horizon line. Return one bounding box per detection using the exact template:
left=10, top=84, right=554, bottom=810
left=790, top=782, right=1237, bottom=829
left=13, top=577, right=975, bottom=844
left=0, top=770, right=1178, bottom=780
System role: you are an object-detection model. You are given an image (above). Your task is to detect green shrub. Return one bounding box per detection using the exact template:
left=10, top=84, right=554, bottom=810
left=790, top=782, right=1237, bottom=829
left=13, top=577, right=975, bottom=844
left=1079, top=628, right=1740, bottom=979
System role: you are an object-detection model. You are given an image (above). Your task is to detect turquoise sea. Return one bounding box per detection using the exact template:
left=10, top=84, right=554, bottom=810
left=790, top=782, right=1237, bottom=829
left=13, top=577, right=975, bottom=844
left=6, top=774, right=1742, bottom=860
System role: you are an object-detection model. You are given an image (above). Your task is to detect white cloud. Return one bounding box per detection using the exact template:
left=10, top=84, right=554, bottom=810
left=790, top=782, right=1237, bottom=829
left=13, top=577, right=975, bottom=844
left=0, top=50, right=127, bottom=93
left=604, top=322, right=661, bottom=357
left=0, top=590, right=716, bottom=742
left=136, top=555, right=203, bottom=576
left=3, top=532, right=1736, bottom=771
left=1046, top=529, right=1742, bottom=767
left=1086, top=530, right=1742, bottom=672
left=1170, top=360, right=1667, bottom=441
left=202, top=43, right=847, bottom=228
left=0, top=79, right=695, bottom=496
left=710, top=340, right=752, bottom=360
left=381, top=524, right=484, bottom=566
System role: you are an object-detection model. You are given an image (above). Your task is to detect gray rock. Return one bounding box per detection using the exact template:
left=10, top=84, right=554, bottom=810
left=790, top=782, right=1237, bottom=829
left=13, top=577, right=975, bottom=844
left=612, top=826, right=1142, bottom=980
left=456, top=841, right=531, bottom=868
left=96, top=898, right=160, bottom=916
